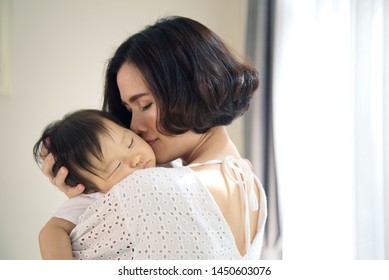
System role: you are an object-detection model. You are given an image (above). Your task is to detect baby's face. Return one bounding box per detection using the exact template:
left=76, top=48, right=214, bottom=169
left=80, top=119, right=156, bottom=192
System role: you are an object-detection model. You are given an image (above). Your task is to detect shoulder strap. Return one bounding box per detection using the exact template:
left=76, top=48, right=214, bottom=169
left=222, top=156, right=259, bottom=259
left=189, top=156, right=260, bottom=259
left=187, top=159, right=222, bottom=168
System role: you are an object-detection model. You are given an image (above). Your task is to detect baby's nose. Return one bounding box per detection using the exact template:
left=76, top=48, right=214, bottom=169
left=130, top=154, right=143, bottom=168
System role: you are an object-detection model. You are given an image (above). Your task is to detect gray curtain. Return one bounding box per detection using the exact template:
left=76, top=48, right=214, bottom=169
left=244, top=0, right=282, bottom=259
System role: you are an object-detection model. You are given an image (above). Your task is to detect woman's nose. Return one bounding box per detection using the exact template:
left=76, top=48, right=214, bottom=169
left=130, top=114, right=146, bottom=134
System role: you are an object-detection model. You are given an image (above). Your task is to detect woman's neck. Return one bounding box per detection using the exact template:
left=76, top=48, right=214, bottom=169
left=182, top=126, right=241, bottom=165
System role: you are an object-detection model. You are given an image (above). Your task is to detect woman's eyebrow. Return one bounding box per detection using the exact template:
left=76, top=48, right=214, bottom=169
left=128, top=93, right=148, bottom=103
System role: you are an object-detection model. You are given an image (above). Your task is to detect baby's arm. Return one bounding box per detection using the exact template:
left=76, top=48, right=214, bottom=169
left=39, top=217, right=75, bottom=260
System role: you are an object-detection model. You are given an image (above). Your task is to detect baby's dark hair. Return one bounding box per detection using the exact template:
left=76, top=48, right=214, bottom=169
left=33, top=109, right=123, bottom=193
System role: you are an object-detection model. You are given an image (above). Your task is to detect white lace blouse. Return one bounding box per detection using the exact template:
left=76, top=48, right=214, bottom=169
left=68, top=156, right=267, bottom=260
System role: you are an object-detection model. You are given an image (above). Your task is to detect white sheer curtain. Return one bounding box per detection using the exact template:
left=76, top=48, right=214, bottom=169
left=353, top=0, right=389, bottom=260
left=273, top=0, right=388, bottom=259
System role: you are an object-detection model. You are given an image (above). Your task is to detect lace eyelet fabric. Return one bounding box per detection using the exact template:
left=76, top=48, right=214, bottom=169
left=70, top=158, right=267, bottom=260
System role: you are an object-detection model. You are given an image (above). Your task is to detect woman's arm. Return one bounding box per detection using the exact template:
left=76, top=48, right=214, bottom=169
left=39, top=217, right=76, bottom=260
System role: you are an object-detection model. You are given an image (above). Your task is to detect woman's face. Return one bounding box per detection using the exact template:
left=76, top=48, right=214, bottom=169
left=116, top=63, right=201, bottom=164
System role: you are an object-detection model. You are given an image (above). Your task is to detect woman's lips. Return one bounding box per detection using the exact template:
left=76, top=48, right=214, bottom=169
left=146, top=139, right=157, bottom=146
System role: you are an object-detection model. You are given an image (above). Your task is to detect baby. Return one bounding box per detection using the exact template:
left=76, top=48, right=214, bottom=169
left=33, top=109, right=156, bottom=259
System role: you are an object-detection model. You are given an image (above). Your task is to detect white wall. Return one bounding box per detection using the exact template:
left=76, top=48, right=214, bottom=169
left=0, top=0, right=248, bottom=259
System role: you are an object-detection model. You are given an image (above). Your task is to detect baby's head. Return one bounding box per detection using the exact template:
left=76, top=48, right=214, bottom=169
left=33, top=109, right=156, bottom=193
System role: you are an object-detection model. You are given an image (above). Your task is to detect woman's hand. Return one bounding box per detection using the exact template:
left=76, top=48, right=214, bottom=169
left=41, top=152, right=85, bottom=198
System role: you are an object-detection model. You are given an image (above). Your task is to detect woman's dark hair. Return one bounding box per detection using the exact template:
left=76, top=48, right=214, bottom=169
left=33, top=109, right=123, bottom=193
left=103, top=16, right=259, bottom=134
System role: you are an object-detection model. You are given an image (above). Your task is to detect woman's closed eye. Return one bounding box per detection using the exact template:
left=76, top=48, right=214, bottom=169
left=141, top=103, right=152, bottom=111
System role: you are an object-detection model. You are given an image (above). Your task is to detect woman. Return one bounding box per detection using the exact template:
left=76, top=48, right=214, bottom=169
left=41, top=16, right=267, bottom=259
